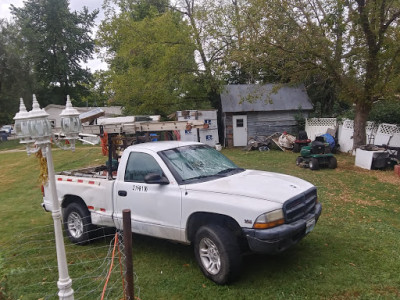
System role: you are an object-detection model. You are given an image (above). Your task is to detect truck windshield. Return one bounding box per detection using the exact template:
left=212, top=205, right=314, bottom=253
left=160, top=145, right=244, bottom=184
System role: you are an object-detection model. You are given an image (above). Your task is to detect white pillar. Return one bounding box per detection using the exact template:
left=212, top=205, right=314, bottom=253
left=45, top=144, right=74, bottom=300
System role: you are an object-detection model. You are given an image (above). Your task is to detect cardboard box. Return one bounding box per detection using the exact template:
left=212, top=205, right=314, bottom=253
left=177, top=110, right=198, bottom=120
left=199, top=128, right=219, bottom=147
left=203, top=118, right=218, bottom=130
left=198, top=110, right=217, bottom=120
left=180, top=129, right=199, bottom=142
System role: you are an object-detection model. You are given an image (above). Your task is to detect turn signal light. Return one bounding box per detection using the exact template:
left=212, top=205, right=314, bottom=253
left=253, top=218, right=285, bottom=229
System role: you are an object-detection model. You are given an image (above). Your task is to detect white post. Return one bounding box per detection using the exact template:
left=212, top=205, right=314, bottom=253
left=45, top=144, right=74, bottom=300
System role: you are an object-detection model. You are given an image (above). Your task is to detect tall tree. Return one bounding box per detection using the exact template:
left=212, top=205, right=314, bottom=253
left=172, top=0, right=247, bottom=142
left=11, top=0, right=98, bottom=106
left=0, top=20, right=35, bottom=125
left=234, top=0, right=400, bottom=148
left=98, top=1, right=210, bottom=116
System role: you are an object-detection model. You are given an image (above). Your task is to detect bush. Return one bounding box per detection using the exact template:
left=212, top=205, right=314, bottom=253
left=369, top=100, right=400, bottom=124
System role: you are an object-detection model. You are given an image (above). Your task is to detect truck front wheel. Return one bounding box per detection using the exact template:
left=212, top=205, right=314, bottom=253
left=63, top=203, right=92, bottom=245
left=194, top=224, right=242, bottom=285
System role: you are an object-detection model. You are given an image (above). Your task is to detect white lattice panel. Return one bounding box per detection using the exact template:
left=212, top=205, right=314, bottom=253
left=306, top=118, right=337, bottom=127
left=374, top=123, right=395, bottom=146
left=366, top=121, right=378, bottom=133
left=305, top=118, right=337, bottom=141
left=377, top=123, right=397, bottom=135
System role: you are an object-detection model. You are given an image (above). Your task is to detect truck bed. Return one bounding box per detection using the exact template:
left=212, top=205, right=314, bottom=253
left=57, top=165, right=116, bottom=179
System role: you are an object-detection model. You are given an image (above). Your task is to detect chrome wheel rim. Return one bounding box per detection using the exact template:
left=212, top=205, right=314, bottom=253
left=67, top=212, right=84, bottom=238
left=199, top=237, right=221, bottom=275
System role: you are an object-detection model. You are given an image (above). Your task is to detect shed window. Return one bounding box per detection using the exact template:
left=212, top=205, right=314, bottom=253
left=236, top=119, right=244, bottom=127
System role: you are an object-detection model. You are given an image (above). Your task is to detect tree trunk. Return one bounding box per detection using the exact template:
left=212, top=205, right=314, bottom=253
left=352, top=102, right=370, bottom=149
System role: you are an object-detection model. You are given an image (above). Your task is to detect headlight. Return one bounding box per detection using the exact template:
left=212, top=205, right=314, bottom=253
left=253, top=209, right=284, bottom=229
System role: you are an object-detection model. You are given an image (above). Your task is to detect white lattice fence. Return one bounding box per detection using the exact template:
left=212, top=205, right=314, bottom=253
left=390, top=126, right=400, bottom=146
left=374, top=123, right=400, bottom=146
left=307, top=118, right=399, bottom=153
left=305, top=118, right=337, bottom=141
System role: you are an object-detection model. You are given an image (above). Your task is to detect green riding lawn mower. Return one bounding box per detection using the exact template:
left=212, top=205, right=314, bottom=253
left=296, top=136, right=337, bottom=170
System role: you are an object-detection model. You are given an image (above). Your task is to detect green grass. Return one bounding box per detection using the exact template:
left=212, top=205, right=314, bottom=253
left=0, top=139, right=24, bottom=151
left=1, top=144, right=400, bottom=299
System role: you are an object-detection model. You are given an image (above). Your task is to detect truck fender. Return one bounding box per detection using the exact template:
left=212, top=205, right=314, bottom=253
left=186, top=212, right=244, bottom=245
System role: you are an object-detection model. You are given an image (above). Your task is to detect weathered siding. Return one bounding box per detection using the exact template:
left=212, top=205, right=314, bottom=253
left=247, top=111, right=299, bottom=138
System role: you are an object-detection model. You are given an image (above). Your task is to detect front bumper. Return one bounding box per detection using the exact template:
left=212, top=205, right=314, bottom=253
left=243, top=203, right=322, bottom=254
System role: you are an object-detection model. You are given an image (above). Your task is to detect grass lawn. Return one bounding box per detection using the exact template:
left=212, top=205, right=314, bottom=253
left=0, top=140, right=399, bottom=299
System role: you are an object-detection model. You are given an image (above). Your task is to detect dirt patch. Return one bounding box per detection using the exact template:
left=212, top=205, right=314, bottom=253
left=338, top=158, right=400, bottom=188
left=336, top=191, right=384, bottom=207
left=372, top=170, right=400, bottom=186
left=0, top=172, right=16, bottom=187
left=374, top=286, right=400, bottom=297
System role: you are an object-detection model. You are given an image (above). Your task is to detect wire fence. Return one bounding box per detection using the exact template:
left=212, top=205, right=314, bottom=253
left=0, top=218, right=140, bottom=300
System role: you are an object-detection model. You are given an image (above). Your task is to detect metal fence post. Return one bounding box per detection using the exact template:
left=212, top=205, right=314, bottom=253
left=122, top=209, right=134, bottom=300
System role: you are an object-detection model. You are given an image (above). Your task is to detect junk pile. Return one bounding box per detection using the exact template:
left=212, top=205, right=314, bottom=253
left=245, top=132, right=296, bottom=151
left=356, top=144, right=400, bottom=170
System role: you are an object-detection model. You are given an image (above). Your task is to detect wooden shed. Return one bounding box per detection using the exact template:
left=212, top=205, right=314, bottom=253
left=221, top=84, right=313, bottom=147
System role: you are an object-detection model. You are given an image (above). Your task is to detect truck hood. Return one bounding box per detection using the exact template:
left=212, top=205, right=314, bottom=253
left=185, top=170, right=314, bottom=204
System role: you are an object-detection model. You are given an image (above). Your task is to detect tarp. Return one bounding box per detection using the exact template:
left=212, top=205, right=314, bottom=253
left=321, top=133, right=335, bottom=150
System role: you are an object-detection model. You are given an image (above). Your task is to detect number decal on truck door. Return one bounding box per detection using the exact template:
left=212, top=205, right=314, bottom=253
left=132, top=185, right=148, bottom=192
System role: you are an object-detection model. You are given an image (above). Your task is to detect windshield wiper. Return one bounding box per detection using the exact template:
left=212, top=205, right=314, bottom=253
left=217, top=167, right=244, bottom=175
left=184, top=168, right=244, bottom=182
left=185, top=175, right=214, bottom=181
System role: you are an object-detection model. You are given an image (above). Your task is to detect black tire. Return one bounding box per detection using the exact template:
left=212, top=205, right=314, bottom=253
left=293, top=143, right=301, bottom=153
left=63, top=203, right=92, bottom=245
left=328, top=156, right=337, bottom=169
left=309, top=157, right=320, bottom=170
left=296, top=156, right=304, bottom=166
left=194, top=225, right=242, bottom=285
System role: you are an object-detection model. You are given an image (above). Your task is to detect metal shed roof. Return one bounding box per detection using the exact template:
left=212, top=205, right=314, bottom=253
left=221, top=84, right=313, bottom=113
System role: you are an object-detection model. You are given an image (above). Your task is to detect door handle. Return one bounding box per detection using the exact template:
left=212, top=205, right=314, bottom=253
left=118, top=190, right=127, bottom=197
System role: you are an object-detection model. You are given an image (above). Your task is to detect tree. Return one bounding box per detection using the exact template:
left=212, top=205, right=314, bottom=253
left=232, top=0, right=400, bottom=148
left=0, top=20, right=35, bottom=125
left=11, top=0, right=98, bottom=107
left=98, top=1, right=210, bottom=116
left=79, top=71, right=112, bottom=107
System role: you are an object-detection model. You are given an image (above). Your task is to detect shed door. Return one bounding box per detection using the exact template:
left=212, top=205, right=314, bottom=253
left=233, top=115, right=247, bottom=146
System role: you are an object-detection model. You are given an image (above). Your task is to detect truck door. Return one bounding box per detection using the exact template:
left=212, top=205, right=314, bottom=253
left=114, top=151, right=182, bottom=241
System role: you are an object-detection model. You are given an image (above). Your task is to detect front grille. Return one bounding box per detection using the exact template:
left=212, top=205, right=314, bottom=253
left=283, top=187, right=317, bottom=223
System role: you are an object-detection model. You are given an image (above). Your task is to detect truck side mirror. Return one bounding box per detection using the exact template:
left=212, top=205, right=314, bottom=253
left=144, top=173, right=169, bottom=185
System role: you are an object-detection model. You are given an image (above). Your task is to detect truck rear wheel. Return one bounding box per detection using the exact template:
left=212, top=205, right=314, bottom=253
left=63, top=203, right=92, bottom=245
left=194, top=224, right=241, bottom=285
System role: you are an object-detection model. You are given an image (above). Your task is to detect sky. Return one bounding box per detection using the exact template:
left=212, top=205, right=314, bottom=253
left=0, top=0, right=108, bottom=71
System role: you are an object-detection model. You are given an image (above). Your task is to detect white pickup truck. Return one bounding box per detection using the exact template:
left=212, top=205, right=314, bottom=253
left=42, top=141, right=321, bottom=284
